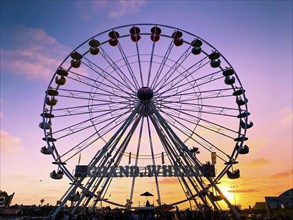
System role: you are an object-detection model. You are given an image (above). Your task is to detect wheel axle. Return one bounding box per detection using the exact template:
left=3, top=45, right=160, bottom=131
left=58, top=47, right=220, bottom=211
left=137, top=87, right=153, bottom=101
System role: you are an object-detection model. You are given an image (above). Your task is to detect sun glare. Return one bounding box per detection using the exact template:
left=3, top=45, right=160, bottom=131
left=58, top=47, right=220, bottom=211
left=220, top=186, right=237, bottom=206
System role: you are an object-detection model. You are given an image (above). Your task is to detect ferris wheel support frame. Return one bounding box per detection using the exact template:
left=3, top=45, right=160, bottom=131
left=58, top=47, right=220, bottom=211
left=50, top=100, right=241, bottom=219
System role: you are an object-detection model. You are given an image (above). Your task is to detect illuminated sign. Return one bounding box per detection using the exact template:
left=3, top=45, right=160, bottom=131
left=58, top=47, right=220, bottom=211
left=74, top=165, right=208, bottom=178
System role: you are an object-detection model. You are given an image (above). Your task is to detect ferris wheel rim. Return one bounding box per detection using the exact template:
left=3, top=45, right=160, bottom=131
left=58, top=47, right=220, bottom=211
left=40, top=23, right=251, bottom=211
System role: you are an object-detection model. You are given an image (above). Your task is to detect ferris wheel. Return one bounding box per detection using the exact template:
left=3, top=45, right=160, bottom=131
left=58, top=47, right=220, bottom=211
left=40, top=24, right=253, bottom=218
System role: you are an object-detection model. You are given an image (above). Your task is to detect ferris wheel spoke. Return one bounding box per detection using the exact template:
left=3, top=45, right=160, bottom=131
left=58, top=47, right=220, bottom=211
left=158, top=70, right=223, bottom=98
left=57, top=95, right=133, bottom=107
left=146, top=34, right=157, bottom=87
left=99, top=47, right=137, bottom=92
left=150, top=39, right=174, bottom=88
left=159, top=87, right=234, bottom=100
left=52, top=121, right=96, bottom=140
left=156, top=99, right=239, bottom=112
left=87, top=103, right=142, bottom=168
left=155, top=56, right=209, bottom=94
left=157, top=108, right=230, bottom=159
left=52, top=103, right=133, bottom=118
left=116, top=39, right=140, bottom=89
left=134, top=35, right=144, bottom=86
left=58, top=132, right=98, bottom=161
left=158, top=104, right=239, bottom=134
left=172, top=126, right=230, bottom=162
left=158, top=92, right=234, bottom=103
left=158, top=101, right=239, bottom=119
left=160, top=108, right=238, bottom=140
left=58, top=88, right=134, bottom=101
left=82, top=57, right=134, bottom=93
left=54, top=94, right=135, bottom=107
left=71, top=111, right=132, bottom=143
left=67, top=70, right=134, bottom=98
left=66, top=71, right=116, bottom=95
left=57, top=109, right=132, bottom=142
left=52, top=100, right=133, bottom=115
left=53, top=98, right=133, bottom=112
left=152, top=45, right=192, bottom=91
left=157, top=68, right=222, bottom=98
left=61, top=109, right=138, bottom=162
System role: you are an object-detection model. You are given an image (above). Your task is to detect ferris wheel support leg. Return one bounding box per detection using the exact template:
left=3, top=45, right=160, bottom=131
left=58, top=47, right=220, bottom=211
left=149, top=103, right=230, bottom=212
left=70, top=189, right=90, bottom=214
left=72, top=169, right=108, bottom=213
left=148, top=114, right=197, bottom=207
left=208, top=179, right=241, bottom=219
left=129, top=117, right=145, bottom=205
left=72, top=159, right=114, bottom=213
left=149, top=112, right=211, bottom=209
left=152, top=109, right=239, bottom=216
left=50, top=179, right=84, bottom=219
left=196, top=175, right=222, bottom=211
left=146, top=117, right=162, bottom=205
left=71, top=104, right=142, bottom=214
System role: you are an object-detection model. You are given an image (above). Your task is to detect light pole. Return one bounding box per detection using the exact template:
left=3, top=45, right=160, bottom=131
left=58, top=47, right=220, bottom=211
left=231, top=185, right=237, bottom=207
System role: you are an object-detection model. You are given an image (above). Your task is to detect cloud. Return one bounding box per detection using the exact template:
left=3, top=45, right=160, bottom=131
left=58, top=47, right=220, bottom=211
left=247, top=158, right=271, bottom=166
left=227, top=189, right=258, bottom=193
left=267, top=170, right=292, bottom=179
left=109, top=0, right=146, bottom=18
left=0, top=130, right=23, bottom=154
left=149, top=178, right=179, bottom=185
left=279, top=108, right=293, bottom=125
left=75, top=0, right=146, bottom=20
left=1, top=26, right=70, bottom=80
left=158, top=178, right=178, bottom=185
left=249, top=138, right=270, bottom=149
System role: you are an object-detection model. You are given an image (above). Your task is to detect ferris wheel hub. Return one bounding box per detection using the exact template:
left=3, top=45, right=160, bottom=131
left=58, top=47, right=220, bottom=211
left=137, top=87, right=153, bottom=101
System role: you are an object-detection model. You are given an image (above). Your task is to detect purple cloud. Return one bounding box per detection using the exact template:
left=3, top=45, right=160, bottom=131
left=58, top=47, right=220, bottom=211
left=1, top=26, right=70, bottom=80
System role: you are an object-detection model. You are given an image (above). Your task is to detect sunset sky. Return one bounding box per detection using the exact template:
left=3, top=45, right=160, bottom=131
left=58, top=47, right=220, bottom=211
left=0, top=0, right=292, bottom=210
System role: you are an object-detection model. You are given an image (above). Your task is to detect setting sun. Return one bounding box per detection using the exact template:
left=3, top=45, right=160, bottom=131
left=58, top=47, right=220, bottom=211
left=220, top=185, right=238, bottom=206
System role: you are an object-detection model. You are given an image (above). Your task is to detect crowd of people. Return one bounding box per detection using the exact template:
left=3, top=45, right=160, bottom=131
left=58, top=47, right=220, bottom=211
left=61, top=209, right=233, bottom=220
left=4, top=204, right=292, bottom=219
